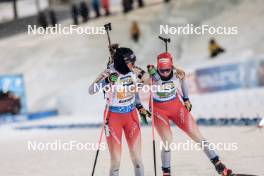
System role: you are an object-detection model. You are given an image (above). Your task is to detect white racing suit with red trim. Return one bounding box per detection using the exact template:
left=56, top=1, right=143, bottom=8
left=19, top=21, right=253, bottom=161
left=89, top=64, right=148, bottom=176
left=150, top=68, right=218, bottom=174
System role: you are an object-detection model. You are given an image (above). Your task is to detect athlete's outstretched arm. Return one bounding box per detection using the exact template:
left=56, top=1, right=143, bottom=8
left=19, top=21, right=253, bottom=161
left=88, top=79, right=108, bottom=95
left=181, top=78, right=189, bottom=101
left=88, top=69, right=111, bottom=95
left=176, top=69, right=192, bottom=111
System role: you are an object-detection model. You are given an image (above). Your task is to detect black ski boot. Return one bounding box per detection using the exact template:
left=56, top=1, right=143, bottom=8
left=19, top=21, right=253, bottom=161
left=162, top=167, right=171, bottom=176
left=211, top=156, right=232, bottom=176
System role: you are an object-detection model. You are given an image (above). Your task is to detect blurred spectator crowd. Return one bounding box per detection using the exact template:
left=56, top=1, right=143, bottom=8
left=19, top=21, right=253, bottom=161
left=37, top=0, right=171, bottom=28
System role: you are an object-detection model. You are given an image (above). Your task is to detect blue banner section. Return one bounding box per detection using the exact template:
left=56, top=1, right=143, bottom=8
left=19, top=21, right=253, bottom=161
left=27, top=110, right=58, bottom=120
left=194, top=60, right=263, bottom=93
left=195, top=64, right=243, bottom=93
left=0, top=74, right=27, bottom=116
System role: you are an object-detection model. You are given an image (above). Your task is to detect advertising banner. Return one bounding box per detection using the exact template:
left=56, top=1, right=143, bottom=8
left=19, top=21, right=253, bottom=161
left=195, top=63, right=244, bottom=93
left=0, top=74, right=27, bottom=117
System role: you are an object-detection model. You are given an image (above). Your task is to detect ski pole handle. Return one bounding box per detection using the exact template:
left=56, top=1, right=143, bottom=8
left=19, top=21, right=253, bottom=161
left=158, top=36, right=171, bottom=52
left=104, top=23, right=113, bottom=66
left=104, top=23, right=112, bottom=47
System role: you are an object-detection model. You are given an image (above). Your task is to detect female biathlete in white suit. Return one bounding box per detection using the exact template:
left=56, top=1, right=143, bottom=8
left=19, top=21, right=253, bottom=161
left=147, top=52, right=233, bottom=176
left=89, top=47, right=150, bottom=176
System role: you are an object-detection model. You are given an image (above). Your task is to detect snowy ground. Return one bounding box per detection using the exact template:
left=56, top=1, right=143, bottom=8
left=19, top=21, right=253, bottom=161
left=0, top=126, right=263, bottom=176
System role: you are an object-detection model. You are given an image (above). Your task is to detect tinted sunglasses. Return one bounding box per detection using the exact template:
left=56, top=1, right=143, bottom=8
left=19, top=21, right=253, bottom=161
left=124, top=54, right=136, bottom=64
left=159, top=68, right=172, bottom=73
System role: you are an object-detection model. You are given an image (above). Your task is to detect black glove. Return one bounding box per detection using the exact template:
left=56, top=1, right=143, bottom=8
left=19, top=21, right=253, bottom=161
left=136, top=104, right=151, bottom=124
left=183, top=98, right=192, bottom=112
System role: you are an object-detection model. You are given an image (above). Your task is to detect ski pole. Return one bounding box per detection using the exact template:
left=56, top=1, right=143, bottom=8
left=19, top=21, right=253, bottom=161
left=104, top=23, right=113, bottom=66
left=150, top=78, right=157, bottom=176
left=104, top=23, right=112, bottom=46
left=91, top=103, right=110, bottom=176
left=91, top=23, right=113, bottom=176
left=158, top=36, right=171, bottom=52
left=91, top=86, right=112, bottom=176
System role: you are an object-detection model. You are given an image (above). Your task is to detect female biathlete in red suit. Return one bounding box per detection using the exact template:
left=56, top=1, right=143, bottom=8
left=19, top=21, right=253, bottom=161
left=147, top=52, right=233, bottom=176
left=89, top=47, right=150, bottom=176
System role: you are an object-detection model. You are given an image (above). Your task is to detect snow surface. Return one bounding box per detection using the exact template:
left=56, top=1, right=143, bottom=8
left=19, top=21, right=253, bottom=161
left=0, top=126, right=263, bottom=176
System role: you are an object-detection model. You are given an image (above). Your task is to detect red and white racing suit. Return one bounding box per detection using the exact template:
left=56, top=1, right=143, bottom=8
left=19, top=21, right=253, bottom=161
left=89, top=65, right=146, bottom=176
left=150, top=69, right=217, bottom=173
